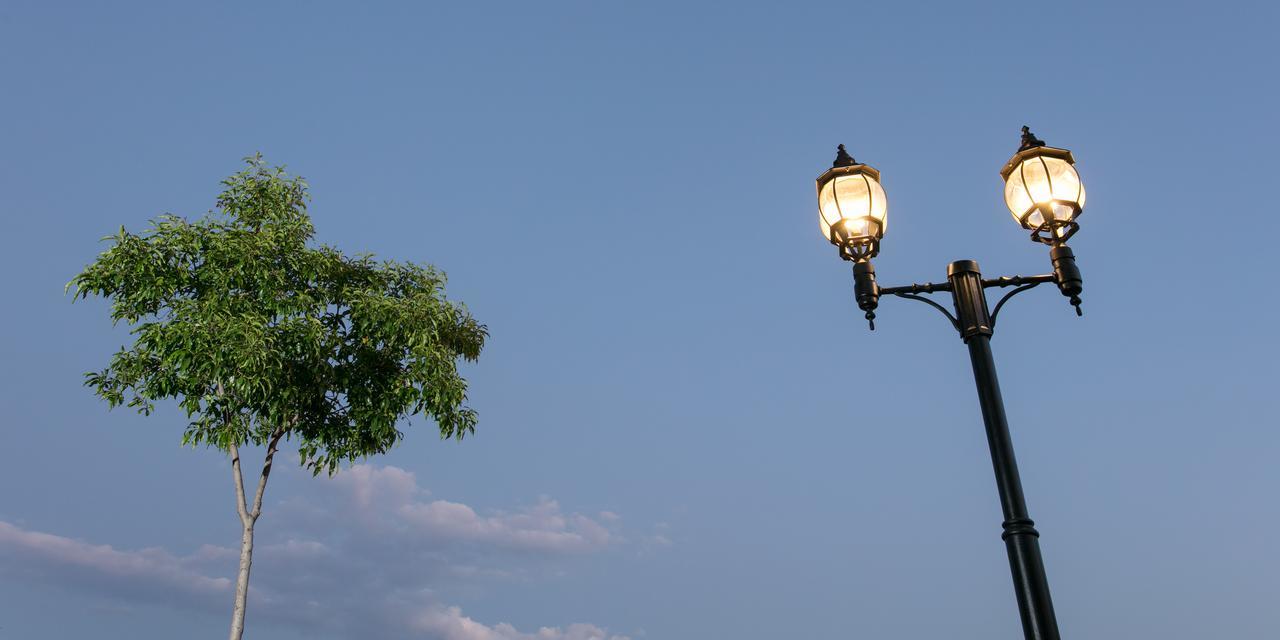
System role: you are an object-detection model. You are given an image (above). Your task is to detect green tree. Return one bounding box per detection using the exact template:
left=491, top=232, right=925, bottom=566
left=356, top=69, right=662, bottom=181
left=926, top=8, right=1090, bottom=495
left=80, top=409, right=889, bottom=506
left=70, top=156, right=486, bottom=640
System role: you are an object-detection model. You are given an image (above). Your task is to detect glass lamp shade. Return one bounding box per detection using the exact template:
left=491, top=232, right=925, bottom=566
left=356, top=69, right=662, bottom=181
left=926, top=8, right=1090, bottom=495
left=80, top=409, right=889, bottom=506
left=816, top=165, right=887, bottom=261
left=1001, top=146, right=1085, bottom=244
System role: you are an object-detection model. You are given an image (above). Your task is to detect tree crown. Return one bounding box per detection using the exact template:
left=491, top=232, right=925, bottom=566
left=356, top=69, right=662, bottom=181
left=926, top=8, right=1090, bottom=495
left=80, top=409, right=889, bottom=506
left=72, top=155, right=486, bottom=474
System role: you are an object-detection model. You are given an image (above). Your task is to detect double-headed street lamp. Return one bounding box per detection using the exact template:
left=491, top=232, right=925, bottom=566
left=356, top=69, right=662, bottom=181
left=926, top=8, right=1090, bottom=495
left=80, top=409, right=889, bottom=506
left=817, top=127, right=1087, bottom=640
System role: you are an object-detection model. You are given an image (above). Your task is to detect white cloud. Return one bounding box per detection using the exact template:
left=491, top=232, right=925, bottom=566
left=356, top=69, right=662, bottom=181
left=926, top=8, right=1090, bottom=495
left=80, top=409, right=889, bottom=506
left=331, top=463, right=423, bottom=510
left=0, top=520, right=230, bottom=610
left=186, top=543, right=238, bottom=564
left=409, top=606, right=630, bottom=640
left=397, top=497, right=613, bottom=554
left=274, top=462, right=619, bottom=558
left=0, top=463, right=642, bottom=640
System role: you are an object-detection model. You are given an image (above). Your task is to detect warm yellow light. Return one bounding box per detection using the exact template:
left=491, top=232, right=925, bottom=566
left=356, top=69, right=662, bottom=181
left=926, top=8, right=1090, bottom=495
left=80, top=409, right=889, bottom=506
left=1000, top=141, right=1085, bottom=244
left=1003, top=154, right=1085, bottom=224
left=816, top=166, right=887, bottom=261
left=819, top=172, right=887, bottom=234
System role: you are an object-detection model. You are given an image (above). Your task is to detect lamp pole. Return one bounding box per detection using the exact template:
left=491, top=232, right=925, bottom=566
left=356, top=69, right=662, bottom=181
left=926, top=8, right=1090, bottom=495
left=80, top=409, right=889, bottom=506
left=817, top=128, right=1087, bottom=640
left=950, top=260, right=1059, bottom=640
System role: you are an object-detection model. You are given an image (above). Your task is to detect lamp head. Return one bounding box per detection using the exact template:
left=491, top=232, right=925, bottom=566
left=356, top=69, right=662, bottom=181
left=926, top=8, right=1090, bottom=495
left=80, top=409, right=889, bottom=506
left=1000, top=126, right=1086, bottom=245
left=817, top=145, right=888, bottom=261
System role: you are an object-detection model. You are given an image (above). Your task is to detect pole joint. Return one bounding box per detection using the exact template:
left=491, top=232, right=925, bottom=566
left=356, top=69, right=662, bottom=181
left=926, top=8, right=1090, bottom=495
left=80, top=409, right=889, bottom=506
left=947, top=260, right=993, bottom=340
left=1001, top=517, right=1041, bottom=540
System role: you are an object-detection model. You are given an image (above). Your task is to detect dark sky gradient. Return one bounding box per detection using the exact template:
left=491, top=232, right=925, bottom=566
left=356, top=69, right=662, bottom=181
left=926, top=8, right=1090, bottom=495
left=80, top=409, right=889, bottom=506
left=2, top=1, right=1277, bottom=638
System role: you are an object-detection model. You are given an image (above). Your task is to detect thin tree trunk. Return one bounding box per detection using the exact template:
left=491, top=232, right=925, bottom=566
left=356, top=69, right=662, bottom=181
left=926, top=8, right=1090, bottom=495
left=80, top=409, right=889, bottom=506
left=229, top=515, right=255, bottom=640
left=228, top=426, right=286, bottom=640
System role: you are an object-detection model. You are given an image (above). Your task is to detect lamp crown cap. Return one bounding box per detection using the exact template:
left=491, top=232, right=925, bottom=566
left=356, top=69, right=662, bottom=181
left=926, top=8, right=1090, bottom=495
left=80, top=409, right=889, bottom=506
left=1019, top=125, right=1046, bottom=151
left=833, top=144, right=858, bottom=167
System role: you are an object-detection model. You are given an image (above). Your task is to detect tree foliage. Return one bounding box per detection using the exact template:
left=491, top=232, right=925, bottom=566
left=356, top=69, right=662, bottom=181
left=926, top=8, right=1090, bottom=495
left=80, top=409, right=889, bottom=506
left=71, top=155, right=487, bottom=474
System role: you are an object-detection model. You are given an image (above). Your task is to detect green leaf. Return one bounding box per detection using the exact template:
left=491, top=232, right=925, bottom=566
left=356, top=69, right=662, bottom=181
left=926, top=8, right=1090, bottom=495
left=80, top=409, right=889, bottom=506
left=71, top=156, right=486, bottom=469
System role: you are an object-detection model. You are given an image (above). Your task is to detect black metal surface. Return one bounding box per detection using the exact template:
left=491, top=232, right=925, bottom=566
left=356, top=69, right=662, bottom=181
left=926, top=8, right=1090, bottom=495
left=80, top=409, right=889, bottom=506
left=983, top=274, right=1056, bottom=289
left=947, top=260, right=993, bottom=339
left=889, top=292, right=960, bottom=331
left=1001, top=128, right=1083, bottom=247
left=831, top=218, right=881, bottom=262
left=846, top=260, right=1070, bottom=639
left=874, top=272, right=1060, bottom=333
left=1050, top=245, right=1084, bottom=315
left=966, top=335, right=1062, bottom=640
left=868, top=279, right=961, bottom=331
left=989, top=282, right=1044, bottom=328
left=949, top=260, right=1062, bottom=640
left=817, top=152, right=884, bottom=262
left=1019, top=125, right=1046, bottom=151
left=824, top=137, right=1083, bottom=640
left=1028, top=218, right=1080, bottom=246
left=878, top=281, right=953, bottom=296
left=833, top=144, right=857, bottom=167
left=852, top=261, right=879, bottom=330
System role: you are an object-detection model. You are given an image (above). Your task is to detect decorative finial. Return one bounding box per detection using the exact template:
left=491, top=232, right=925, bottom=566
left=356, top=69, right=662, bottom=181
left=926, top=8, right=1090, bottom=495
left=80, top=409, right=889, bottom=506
left=833, top=144, right=857, bottom=168
left=1019, top=126, right=1046, bottom=151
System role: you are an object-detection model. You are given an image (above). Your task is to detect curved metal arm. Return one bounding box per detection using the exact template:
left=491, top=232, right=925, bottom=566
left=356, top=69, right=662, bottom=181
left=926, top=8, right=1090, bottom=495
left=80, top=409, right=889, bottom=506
left=982, top=274, right=1055, bottom=289
left=989, top=282, right=1042, bottom=328
left=875, top=272, right=1060, bottom=334
left=889, top=291, right=961, bottom=332
left=879, top=281, right=952, bottom=296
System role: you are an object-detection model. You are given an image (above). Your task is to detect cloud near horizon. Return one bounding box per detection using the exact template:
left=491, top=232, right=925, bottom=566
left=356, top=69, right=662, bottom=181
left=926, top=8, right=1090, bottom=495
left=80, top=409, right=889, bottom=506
left=324, top=464, right=615, bottom=554
left=0, top=463, right=635, bottom=640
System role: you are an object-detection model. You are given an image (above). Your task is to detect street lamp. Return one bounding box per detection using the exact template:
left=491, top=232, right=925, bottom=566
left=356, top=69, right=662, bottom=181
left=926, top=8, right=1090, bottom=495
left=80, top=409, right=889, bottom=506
left=816, top=144, right=888, bottom=262
left=816, top=127, right=1087, bottom=640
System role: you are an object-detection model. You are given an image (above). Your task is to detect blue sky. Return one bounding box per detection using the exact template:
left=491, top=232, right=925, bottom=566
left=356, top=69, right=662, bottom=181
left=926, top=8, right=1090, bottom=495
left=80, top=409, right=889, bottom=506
left=2, top=1, right=1278, bottom=638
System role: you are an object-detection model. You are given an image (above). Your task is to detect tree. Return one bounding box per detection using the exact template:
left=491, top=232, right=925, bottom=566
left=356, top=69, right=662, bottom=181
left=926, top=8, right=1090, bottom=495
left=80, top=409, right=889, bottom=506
left=70, top=156, right=486, bottom=639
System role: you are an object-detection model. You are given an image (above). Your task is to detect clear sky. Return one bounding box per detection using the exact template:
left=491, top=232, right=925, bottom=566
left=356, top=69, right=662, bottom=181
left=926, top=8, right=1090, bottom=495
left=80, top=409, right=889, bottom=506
left=2, top=1, right=1278, bottom=639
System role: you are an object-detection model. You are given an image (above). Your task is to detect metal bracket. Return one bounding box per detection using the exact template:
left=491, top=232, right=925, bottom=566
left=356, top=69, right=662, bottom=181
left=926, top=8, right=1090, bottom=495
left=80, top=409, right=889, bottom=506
left=873, top=273, right=1061, bottom=335
left=983, top=274, right=1055, bottom=329
left=989, top=282, right=1042, bottom=328
left=887, top=290, right=961, bottom=332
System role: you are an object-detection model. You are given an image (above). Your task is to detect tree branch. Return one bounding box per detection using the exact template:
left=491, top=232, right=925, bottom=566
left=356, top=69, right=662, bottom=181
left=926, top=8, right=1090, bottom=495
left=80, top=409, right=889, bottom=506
left=220, top=380, right=253, bottom=528
left=248, top=423, right=289, bottom=521
left=230, top=441, right=251, bottom=527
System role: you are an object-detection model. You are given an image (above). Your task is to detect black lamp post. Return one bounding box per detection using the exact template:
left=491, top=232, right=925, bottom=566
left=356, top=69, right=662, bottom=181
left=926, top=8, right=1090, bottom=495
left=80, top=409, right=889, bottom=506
left=816, top=127, right=1087, bottom=640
